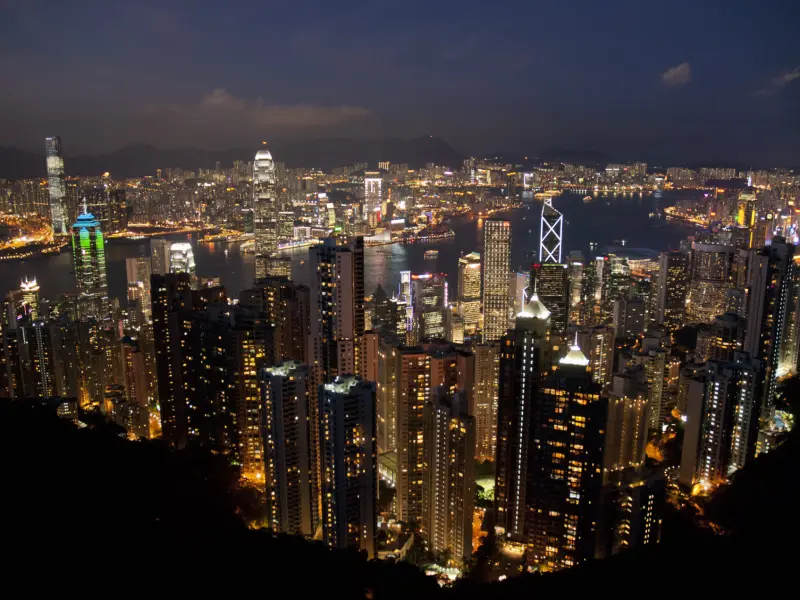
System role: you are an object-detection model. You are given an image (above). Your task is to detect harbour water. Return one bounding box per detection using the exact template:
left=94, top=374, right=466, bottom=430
left=0, top=191, right=699, bottom=302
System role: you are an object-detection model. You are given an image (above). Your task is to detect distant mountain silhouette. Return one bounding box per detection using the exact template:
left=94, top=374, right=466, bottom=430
left=0, top=137, right=465, bottom=179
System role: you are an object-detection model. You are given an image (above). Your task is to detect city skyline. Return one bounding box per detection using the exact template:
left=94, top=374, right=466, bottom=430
left=0, top=2, right=798, bottom=164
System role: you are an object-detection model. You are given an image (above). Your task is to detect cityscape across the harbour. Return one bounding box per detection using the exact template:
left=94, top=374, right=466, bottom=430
left=1, top=137, right=799, bottom=581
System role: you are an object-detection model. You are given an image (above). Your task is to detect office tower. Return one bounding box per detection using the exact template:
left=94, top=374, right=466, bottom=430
left=677, top=366, right=707, bottom=487
left=656, top=251, right=689, bottom=329
left=686, top=242, right=734, bottom=324
left=568, top=253, right=585, bottom=325
left=744, top=238, right=796, bottom=421
left=363, top=172, right=382, bottom=219
left=150, top=239, right=170, bottom=275
left=45, top=136, right=67, bottom=235
left=71, top=212, right=108, bottom=321
left=527, top=339, right=605, bottom=571
left=780, top=266, right=800, bottom=378
left=695, top=353, right=762, bottom=488
left=20, top=278, right=40, bottom=320
left=169, top=242, right=196, bottom=274
left=509, top=271, right=529, bottom=318
left=423, top=389, right=475, bottom=566
left=260, top=361, right=314, bottom=535
left=482, top=219, right=511, bottom=342
left=576, top=325, right=615, bottom=388
left=254, top=146, right=278, bottom=280
left=394, top=347, right=432, bottom=522
left=445, top=309, right=464, bottom=344
left=319, top=376, right=377, bottom=558
left=308, top=237, right=365, bottom=383
left=126, top=257, right=152, bottom=321
left=530, top=263, right=569, bottom=336
left=613, top=297, right=646, bottom=338
left=260, top=255, right=292, bottom=279
left=411, top=273, right=448, bottom=341
left=495, top=291, right=552, bottom=539
left=19, top=321, right=58, bottom=397
left=474, top=343, right=499, bottom=462
left=457, top=252, right=481, bottom=333
left=539, top=198, right=563, bottom=263
left=736, top=190, right=758, bottom=229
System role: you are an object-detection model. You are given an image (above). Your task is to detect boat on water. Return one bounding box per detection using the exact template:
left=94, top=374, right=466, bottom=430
left=424, top=250, right=439, bottom=259
left=583, top=195, right=592, bottom=202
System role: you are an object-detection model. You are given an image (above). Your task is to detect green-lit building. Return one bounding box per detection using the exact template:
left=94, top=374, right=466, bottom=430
left=71, top=212, right=108, bottom=320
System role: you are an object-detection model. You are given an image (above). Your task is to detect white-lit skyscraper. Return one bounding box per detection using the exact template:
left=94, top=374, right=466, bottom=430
left=169, top=243, right=196, bottom=275
left=45, top=136, right=67, bottom=235
left=457, top=252, right=481, bottom=333
left=254, top=146, right=278, bottom=279
left=364, top=172, right=382, bottom=219
left=540, top=198, right=563, bottom=263
left=20, top=277, right=40, bottom=320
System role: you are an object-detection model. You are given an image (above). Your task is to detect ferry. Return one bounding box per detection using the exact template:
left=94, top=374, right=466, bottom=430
left=424, top=249, right=439, bottom=260
left=583, top=195, right=593, bottom=202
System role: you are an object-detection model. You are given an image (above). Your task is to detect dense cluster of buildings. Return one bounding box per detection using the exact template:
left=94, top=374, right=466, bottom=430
left=1, top=137, right=799, bottom=576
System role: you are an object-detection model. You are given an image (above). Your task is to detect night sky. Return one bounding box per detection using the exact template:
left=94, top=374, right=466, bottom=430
left=1, top=0, right=798, bottom=164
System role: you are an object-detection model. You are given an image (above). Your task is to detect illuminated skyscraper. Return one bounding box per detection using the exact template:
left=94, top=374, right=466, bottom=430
left=45, top=136, right=67, bottom=235
left=457, top=252, right=481, bottom=333
left=126, top=257, right=152, bottom=321
left=20, top=278, right=40, bottom=320
left=308, top=237, right=366, bottom=383
left=495, top=291, right=552, bottom=538
left=422, top=389, right=475, bottom=566
left=254, top=146, right=278, bottom=279
left=655, top=251, right=689, bottom=329
left=527, top=340, right=605, bottom=571
left=71, top=212, right=108, bottom=320
left=411, top=273, right=448, bottom=341
left=539, top=198, right=563, bottom=263
left=744, top=237, right=796, bottom=421
left=576, top=325, right=615, bottom=388
left=150, top=239, right=170, bottom=275
left=695, top=353, right=762, bottom=487
left=260, top=361, right=314, bottom=535
left=474, top=343, right=499, bottom=462
left=319, top=376, right=377, bottom=558
left=686, top=242, right=734, bottom=324
left=530, top=263, right=569, bottom=336
left=363, top=172, right=382, bottom=219
left=482, top=219, right=511, bottom=342
left=169, top=242, right=196, bottom=274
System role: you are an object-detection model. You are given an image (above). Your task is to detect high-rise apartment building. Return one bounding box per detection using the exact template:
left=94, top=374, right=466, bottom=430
left=482, top=219, right=511, bottom=342
left=576, top=325, right=615, bottom=388
left=457, top=252, right=481, bottom=333
left=695, top=353, right=762, bottom=487
left=363, top=172, right=382, bottom=219
left=474, top=343, right=499, bottom=462
left=260, top=361, right=314, bottom=535
left=422, top=389, right=475, bottom=566
left=71, top=212, right=108, bottom=321
left=744, top=237, right=796, bottom=421
left=126, top=257, right=152, bottom=321
left=308, top=237, right=365, bottom=383
left=45, top=136, right=67, bottom=235
left=319, top=376, right=377, bottom=558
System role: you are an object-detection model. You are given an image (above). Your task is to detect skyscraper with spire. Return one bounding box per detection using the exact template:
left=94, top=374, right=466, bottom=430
left=45, top=136, right=67, bottom=235
left=253, top=145, right=279, bottom=281
left=71, top=211, right=108, bottom=320
left=539, top=198, right=563, bottom=264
